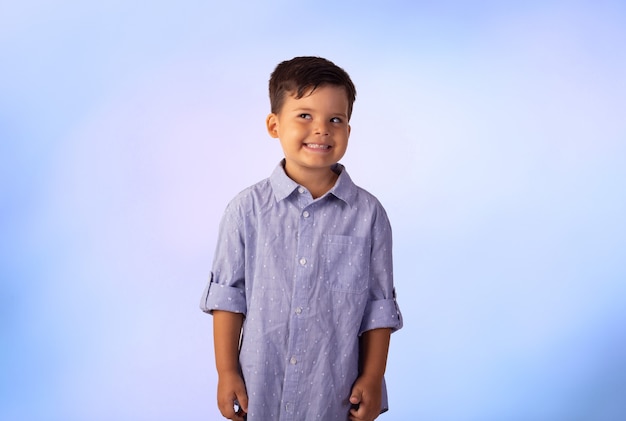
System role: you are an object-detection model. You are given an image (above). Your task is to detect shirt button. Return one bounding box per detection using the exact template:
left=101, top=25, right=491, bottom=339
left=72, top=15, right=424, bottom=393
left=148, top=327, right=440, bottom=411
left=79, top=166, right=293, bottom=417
left=290, top=356, right=297, bottom=365
left=298, top=187, right=305, bottom=194
left=299, top=257, right=307, bottom=266
left=302, top=210, right=310, bottom=218
left=295, top=307, right=302, bottom=314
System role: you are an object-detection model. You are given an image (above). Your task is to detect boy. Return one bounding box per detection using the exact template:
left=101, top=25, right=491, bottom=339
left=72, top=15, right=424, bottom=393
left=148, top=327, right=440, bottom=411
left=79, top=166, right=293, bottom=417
left=200, top=56, right=402, bottom=421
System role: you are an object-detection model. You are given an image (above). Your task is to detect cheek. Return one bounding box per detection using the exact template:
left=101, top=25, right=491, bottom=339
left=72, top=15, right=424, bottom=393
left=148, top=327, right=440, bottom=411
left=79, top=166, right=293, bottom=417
left=284, top=123, right=304, bottom=136
left=335, top=137, right=349, bottom=154
left=339, top=130, right=350, bottom=144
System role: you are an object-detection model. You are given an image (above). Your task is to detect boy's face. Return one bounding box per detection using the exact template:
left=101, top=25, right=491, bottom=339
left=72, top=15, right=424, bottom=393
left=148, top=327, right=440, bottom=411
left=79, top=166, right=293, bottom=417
left=266, top=84, right=351, bottom=180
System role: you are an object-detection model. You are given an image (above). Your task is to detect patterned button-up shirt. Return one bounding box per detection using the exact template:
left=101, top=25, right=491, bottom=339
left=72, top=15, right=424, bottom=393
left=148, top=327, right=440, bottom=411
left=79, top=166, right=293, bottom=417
left=201, top=161, right=402, bottom=420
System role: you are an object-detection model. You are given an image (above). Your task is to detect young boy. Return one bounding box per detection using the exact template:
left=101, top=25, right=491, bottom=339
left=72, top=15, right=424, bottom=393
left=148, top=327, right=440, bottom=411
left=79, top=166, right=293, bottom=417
left=200, top=56, right=402, bottom=421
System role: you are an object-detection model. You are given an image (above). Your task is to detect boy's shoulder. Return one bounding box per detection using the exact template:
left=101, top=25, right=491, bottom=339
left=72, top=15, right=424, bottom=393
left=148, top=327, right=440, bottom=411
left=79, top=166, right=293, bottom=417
left=352, top=184, right=390, bottom=220
left=226, top=176, right=273, bottom=208
left=352, top=183, right=385, bottom=205
left=225, top=162, right=289, bottom=207
left=332, top=167, right=388, bottom=213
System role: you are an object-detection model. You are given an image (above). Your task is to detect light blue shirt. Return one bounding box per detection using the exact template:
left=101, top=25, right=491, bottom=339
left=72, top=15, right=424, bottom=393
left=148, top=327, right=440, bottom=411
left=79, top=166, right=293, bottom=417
left=200, top=161, right=402, bottom=420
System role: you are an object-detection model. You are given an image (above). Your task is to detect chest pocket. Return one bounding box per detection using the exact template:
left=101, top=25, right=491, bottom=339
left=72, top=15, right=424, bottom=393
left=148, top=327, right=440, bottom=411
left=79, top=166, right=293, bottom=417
left=323, top=235, right=370, bottom=294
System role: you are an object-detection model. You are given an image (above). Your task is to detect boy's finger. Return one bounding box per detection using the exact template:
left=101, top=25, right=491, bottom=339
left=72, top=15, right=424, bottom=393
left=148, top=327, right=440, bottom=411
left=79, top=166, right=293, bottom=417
left=349, top=388, right=363, bottom=404
left=236, top=390, right=249, bottom=412
left=349, top=405, right=366, bottom=421
left=217, top=403, right=236, bottom=420
left=227, top=401, right=246, bottom=421
left=350, top=404, right=376, bottom=421
left=350, top=390, right=363, bottom=412
left=231, top=411, right=246, bottom=421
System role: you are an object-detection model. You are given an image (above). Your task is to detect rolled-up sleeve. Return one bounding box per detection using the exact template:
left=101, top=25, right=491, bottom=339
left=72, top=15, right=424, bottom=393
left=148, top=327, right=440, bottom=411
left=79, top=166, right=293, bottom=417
left=359, top=290, right=403, bottom=334
left=200, top=272, right=247, bottom=314
left=359, top=205, right=403, bottom=335
left=199, top=199, right=248, bottom=316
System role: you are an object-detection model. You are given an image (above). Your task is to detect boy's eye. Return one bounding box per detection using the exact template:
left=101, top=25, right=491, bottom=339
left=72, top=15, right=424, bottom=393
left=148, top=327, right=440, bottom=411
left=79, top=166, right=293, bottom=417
left=330, top=117, right=342, bottom=123
left=299, top=113, right=312, bottom=119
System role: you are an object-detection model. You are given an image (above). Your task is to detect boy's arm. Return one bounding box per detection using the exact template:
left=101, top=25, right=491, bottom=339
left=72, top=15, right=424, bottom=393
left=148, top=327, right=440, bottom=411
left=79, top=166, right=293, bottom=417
left=349, top=327, right=392, bottom=421
left=213, top=310, right=248, bottom=421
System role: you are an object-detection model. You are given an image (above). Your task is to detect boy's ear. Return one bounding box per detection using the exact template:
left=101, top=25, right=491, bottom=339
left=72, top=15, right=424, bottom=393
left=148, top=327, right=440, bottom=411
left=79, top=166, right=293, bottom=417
left=266, top=113, right=279, bottom=138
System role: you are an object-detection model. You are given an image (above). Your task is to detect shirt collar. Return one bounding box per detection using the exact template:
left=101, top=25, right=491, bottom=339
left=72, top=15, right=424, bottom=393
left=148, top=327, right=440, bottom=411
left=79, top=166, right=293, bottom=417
left=269, top=160, right=358, bottom=206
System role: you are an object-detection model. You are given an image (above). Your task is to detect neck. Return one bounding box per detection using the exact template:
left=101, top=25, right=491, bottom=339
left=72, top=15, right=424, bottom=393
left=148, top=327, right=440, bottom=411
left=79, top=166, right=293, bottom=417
left=284, top=164, right=338, bottom=199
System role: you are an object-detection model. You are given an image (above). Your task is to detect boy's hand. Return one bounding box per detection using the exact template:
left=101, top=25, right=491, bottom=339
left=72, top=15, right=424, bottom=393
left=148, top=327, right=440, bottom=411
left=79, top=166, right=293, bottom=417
left=217, top=371, right=248, bottom=421
left=348, top=374, right=382, bottom=421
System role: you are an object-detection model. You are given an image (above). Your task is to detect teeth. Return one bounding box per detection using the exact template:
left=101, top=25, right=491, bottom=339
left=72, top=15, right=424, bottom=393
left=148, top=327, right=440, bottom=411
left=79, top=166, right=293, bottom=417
left=306, top=143, right=330, bottom=149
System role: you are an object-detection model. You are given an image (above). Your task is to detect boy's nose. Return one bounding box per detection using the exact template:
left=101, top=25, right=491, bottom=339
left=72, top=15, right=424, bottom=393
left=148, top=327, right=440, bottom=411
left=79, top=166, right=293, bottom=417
left=315, top=121, right=330, bottom=136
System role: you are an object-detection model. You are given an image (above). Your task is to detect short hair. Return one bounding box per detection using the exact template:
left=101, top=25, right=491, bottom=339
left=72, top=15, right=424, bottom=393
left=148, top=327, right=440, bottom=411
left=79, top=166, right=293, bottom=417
left=269, top=56, right=357, bottom=120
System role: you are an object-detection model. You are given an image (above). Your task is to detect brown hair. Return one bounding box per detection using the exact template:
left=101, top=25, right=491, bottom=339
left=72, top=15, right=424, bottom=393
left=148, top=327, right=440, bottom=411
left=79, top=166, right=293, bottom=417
left=269, top=56, right=357, bottom=120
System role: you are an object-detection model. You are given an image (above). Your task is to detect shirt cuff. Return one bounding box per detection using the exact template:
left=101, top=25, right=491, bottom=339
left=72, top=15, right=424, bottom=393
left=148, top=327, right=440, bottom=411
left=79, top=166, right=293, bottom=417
left=199, top=272, right=247, bottom=315
left=359, top=293, right=403, bottom=335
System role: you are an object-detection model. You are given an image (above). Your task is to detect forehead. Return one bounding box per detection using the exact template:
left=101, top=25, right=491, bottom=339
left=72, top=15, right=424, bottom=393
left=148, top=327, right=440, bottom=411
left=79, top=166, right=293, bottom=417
left=284, top=85, right=349, bottom=109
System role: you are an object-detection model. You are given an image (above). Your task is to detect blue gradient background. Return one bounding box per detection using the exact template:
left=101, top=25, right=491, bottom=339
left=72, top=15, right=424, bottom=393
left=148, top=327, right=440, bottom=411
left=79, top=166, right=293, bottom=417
left=1, top=1, right=625, bottom=420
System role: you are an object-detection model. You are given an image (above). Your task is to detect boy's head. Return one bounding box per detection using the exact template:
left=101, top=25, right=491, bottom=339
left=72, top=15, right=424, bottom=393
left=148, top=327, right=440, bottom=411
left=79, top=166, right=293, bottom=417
left=269, top=56, right=356, bottom=120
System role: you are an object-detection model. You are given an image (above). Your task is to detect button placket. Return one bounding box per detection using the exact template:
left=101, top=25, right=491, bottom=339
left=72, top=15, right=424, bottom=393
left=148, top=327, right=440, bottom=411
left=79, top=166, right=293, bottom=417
left=283, top=194, right=313, bottom=415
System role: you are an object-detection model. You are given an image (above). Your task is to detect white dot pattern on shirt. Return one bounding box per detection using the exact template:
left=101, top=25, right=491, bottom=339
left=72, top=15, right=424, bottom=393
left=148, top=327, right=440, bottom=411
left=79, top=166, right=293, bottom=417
left=204, top=164, right=401, bottom=419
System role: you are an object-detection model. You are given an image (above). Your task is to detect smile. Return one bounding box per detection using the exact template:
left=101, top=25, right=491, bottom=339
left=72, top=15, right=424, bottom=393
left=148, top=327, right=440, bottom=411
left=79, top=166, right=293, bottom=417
left=304, top=143, right=331, bottom=150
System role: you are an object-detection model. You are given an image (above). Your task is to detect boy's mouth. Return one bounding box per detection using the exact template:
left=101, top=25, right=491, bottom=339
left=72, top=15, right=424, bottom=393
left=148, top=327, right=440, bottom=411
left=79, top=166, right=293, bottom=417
left=304, top=143, right=331, bottom=150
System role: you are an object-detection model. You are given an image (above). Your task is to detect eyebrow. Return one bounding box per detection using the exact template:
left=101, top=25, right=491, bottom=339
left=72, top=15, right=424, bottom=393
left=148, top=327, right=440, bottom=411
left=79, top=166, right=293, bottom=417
left=291, top=107, right=348, bottom=117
